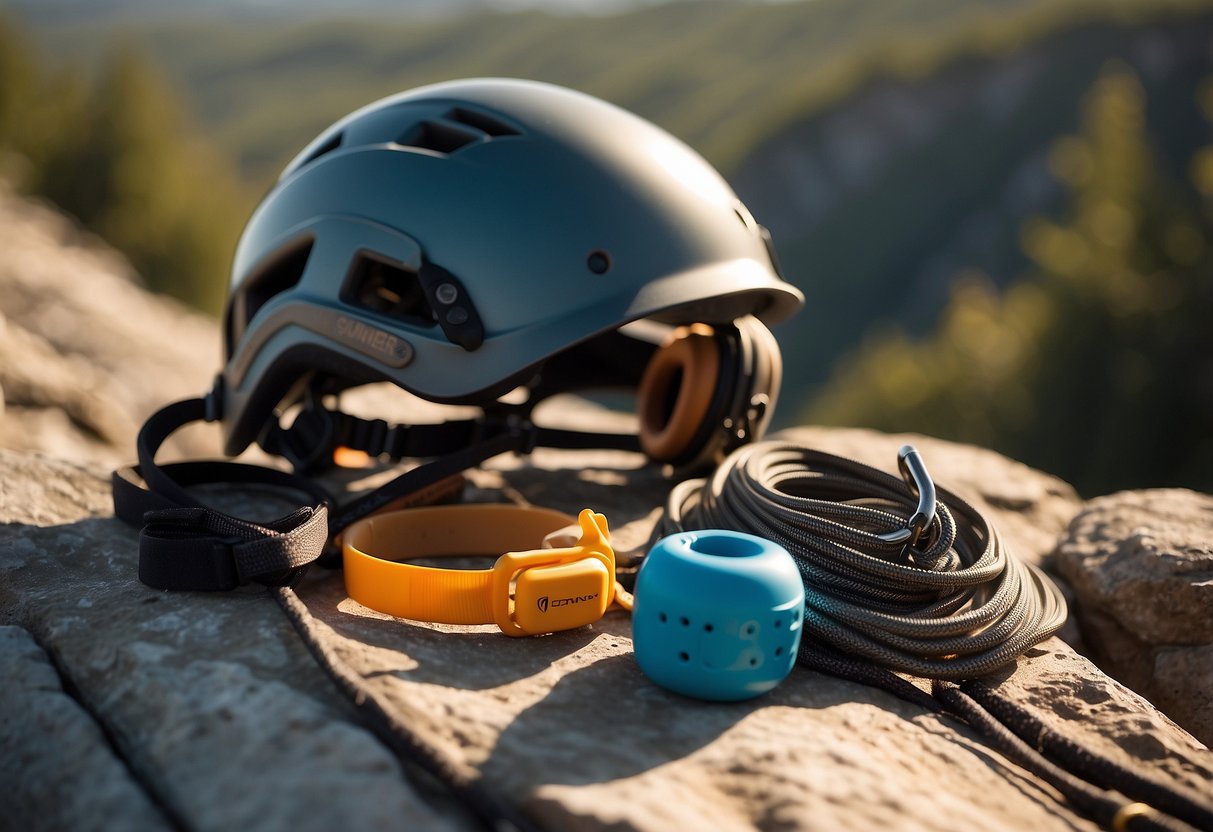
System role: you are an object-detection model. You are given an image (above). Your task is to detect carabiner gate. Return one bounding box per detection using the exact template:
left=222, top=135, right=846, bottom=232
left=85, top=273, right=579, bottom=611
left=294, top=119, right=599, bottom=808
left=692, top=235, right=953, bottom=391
left=876, top=445, right=938, bottom=548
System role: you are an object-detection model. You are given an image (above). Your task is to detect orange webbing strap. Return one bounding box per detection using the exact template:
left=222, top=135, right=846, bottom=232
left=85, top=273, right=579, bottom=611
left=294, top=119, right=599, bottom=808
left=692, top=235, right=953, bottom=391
left=343, top=504, right=627, bottom=634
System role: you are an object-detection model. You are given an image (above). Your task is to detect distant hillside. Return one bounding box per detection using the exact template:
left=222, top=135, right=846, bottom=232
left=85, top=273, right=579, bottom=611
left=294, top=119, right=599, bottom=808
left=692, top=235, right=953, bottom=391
left=9, top=0, right=692, bottom=27
left=17, top=0, right=1213, bottom=425
left=27, top=0, right=1211, bottom=183
left=734, top=14, right=1213, bottom=405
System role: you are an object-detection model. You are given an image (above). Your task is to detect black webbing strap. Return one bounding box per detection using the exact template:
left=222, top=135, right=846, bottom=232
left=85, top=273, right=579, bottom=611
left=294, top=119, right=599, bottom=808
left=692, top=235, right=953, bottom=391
left=535, top=425, right=642, bottom=452
left=115, top=397, right=644, bottom=592
left=259, top=409, right=486, bottom=472
left=113, top=463, right=332, bottom=590
left=260, top=406, right=643, bottom=469
left=315, top=414, right=640, bottom=531
left=137, top=505, right=328, bottom=591
left=329, top=429, right=524, bottom=532
left=113, top=398, right=335, bottom=591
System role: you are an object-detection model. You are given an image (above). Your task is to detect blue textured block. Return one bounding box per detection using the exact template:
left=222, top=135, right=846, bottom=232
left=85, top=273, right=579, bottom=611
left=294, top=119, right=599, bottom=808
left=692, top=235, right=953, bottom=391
left=633, top=530, right=805, bottom=701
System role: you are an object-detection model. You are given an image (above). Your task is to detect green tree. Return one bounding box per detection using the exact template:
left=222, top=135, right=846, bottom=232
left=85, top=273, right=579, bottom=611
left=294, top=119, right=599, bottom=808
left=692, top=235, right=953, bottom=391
left=0, top=17, right=248, bottom=315
left=807, top=64, right=1213, bottom=495
left=0, top=18, right=85, bottom=188
left=0, top=18, right=35, bottom=149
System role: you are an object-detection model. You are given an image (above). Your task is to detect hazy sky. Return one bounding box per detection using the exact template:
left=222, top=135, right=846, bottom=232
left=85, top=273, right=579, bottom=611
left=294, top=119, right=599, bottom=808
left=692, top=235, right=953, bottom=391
left=8, top=0, right=791, bottom=25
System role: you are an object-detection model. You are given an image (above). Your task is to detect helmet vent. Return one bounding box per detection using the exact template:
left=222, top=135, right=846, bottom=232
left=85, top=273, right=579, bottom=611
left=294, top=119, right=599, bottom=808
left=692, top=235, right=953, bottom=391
left=446, top=107, right=520, bottom=137
left=301, top=132, right=343, bottom=166
left=242, top=238, right=314, bottom=330
left=397, top=120, right=481, bottom=155
left=343, top=254, right=437, bottom=326
left=397, top=108, right=520, bottom=156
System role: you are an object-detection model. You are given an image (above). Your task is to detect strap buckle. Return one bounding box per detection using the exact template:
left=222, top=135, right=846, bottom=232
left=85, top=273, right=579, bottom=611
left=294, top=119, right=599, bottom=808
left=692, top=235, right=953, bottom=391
left=261, top=404, right=339, bottom=473
left=490, top=510, right=616, bottom=637
left=876, top=445, right=937, bottom=548
left=477, top=410, right=539, bottom=455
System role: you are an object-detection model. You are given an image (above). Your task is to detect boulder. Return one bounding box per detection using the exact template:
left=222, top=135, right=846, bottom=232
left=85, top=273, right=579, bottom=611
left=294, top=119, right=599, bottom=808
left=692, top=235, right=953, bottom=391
left=0, top=182, right=220, bottom=465
left=0, top=625, right=171, bottom=831
left=2, top=184, right=1211, bottom=830
left=1054, top=489, right=1213, bottom=745
left=4, top=439, right=1213, bottom=831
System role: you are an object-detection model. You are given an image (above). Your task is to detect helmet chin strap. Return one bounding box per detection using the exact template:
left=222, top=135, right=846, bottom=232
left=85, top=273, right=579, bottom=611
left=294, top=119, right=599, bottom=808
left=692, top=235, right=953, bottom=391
left=112, top=391, right=642, bottom=592
left=264, top=396, right=644, bottom=533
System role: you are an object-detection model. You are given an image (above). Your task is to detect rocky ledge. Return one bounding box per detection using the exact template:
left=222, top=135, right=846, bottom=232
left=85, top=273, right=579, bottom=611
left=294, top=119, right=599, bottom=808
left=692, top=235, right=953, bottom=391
left=0, top=184, right=1210, bottom=830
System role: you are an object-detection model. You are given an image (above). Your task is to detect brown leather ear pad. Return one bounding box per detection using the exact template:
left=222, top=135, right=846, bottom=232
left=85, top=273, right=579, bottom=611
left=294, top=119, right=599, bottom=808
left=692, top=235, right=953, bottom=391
left=637, top=324, right=721, bottom=462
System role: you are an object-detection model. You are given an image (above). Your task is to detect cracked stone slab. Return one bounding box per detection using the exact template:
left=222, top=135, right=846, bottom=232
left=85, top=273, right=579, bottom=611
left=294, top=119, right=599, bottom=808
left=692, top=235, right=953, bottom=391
left=0, top=434, right=1208, bottom=829
left=0, top=450, right=475, bottom=832
left=0, top=624, right=171, bottom=832
left=287, top=440, right=1209, bottom=831
left=2, top=434, right=1210, bottom=831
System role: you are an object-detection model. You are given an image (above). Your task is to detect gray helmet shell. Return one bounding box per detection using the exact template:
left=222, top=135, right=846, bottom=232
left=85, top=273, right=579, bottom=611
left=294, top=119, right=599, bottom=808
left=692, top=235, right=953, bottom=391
left=220, top=78, right=803, bottom=456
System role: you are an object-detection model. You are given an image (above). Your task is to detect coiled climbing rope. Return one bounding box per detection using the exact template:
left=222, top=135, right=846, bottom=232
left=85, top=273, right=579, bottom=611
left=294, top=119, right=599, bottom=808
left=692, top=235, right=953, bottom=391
left=659, top=441, right=1068, bottom=680
left=657, top=440, right=1212, bottom=832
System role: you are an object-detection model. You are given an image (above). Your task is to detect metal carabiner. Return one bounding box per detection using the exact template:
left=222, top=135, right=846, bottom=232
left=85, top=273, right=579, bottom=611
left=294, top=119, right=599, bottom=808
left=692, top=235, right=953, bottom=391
left=876, top=445, right=938, bottom=548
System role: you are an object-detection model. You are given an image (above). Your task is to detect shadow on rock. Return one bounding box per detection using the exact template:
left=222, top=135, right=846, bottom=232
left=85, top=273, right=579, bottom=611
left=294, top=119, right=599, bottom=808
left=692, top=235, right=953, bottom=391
left=296, top=570, right=600, bottom=690
left=476, top=651, right=922, bottom=791
left=491, top=459, right=671, bottom=524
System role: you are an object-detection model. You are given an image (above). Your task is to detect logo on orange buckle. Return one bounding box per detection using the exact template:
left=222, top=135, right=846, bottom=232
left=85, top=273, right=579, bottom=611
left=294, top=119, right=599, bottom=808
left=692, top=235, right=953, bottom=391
left=491, top=509, right=616, bottom=637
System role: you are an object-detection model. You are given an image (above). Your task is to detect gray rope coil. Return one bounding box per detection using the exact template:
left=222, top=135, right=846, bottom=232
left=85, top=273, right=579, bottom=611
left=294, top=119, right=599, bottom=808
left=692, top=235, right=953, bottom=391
left=658, top=441, right=1068, bottom=680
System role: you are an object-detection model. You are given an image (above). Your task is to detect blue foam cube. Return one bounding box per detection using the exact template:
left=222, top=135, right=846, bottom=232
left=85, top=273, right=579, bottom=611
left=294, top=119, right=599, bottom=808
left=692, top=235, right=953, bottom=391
left=633, top=530, right=805, bottom=701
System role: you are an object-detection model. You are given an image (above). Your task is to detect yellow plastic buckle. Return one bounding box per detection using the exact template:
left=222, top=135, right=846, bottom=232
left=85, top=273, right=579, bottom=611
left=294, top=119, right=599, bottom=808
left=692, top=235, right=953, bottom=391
left=491, top=509, right=616, bottom=637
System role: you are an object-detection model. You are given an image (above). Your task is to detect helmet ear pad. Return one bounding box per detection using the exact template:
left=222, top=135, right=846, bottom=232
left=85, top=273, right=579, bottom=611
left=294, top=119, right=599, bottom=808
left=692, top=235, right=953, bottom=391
left=637, top=316, right=783, bottom=469
left=638, top=324, right=721, bottom=463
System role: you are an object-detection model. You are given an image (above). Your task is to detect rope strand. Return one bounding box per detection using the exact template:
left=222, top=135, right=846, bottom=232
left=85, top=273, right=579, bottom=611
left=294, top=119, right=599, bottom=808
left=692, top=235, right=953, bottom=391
left=659, top=441, right=1067, bottom=679
left=657, top=440, right=1206, bottom=832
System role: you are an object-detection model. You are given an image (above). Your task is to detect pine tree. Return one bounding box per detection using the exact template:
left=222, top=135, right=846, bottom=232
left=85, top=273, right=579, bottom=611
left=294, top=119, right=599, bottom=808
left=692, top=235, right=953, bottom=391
left=37, top=47, right=246, bottom=314
left=807, top=64, right=1213, bottom=495
left=0, top=17, right=248, bottom=315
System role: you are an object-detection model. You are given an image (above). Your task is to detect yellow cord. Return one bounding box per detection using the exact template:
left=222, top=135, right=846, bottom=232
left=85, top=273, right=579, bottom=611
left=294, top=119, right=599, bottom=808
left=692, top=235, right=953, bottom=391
left=612, top=580, right=634, bottom=612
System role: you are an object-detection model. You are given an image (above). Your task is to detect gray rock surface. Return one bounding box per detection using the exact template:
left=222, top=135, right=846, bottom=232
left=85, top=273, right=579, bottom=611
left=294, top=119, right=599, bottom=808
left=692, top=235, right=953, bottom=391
left=1054, top=489, right=1213, bottom=745
left=4, top=443, right=1212, bottom=831
left=0, top=624, right=171, bottom=832
left=2, top=183, right=1211, bottom=830
left=0, top=451, right=472, bottom=832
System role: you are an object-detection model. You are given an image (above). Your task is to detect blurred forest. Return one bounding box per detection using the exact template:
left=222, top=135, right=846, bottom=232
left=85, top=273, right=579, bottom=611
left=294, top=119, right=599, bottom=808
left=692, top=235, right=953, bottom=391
left=0, top=0, right=1211, bottom=495
left=0, top=18, right=245, bottom=312
left=809, top=67, right=1213, bottom=494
